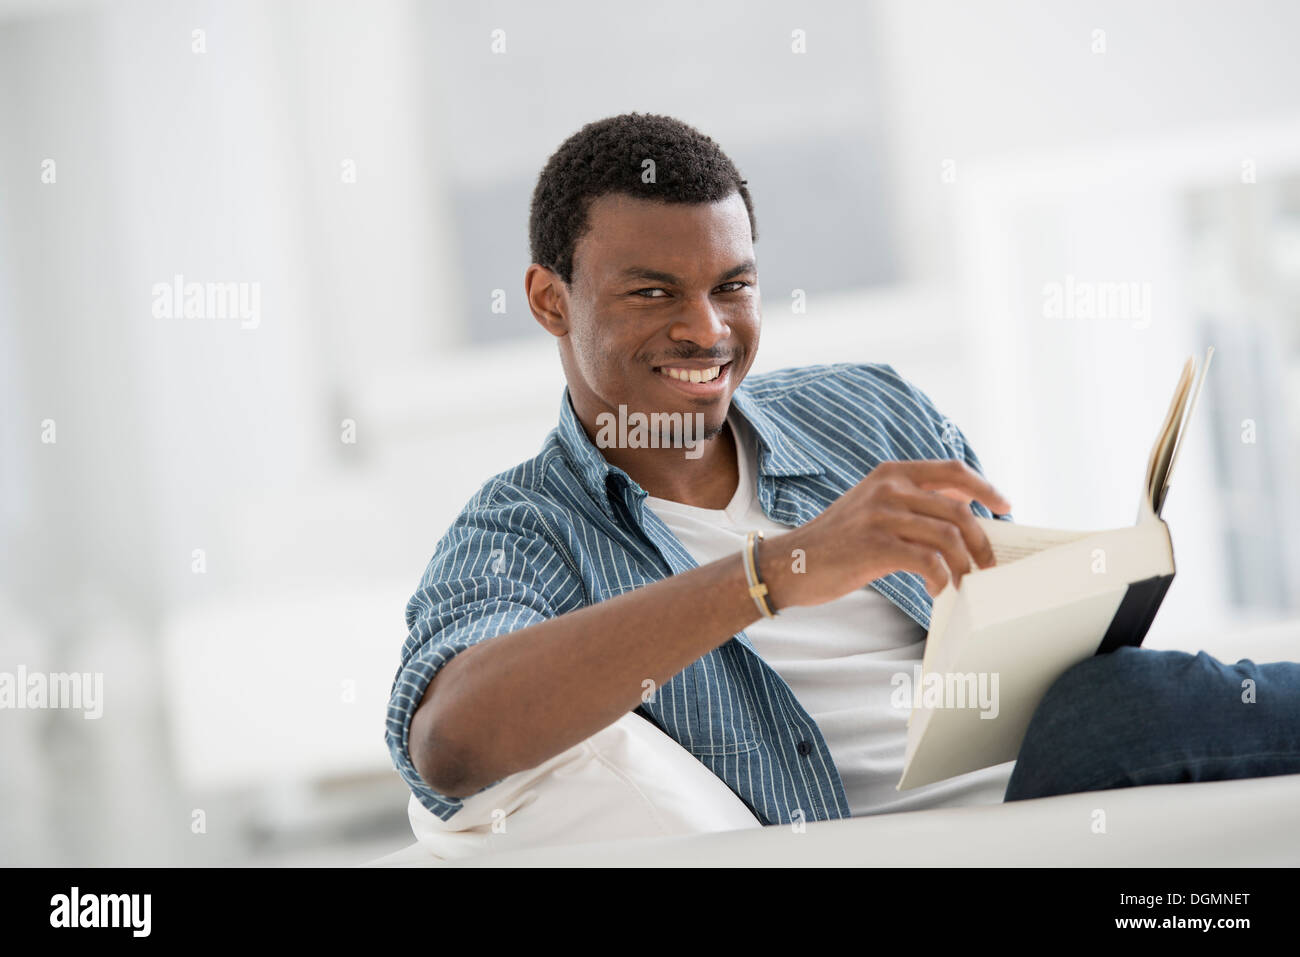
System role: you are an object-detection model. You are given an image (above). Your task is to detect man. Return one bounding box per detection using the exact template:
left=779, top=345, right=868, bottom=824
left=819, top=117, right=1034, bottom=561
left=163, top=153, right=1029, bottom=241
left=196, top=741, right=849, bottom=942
left=386, top=112, right=1300, bottom=829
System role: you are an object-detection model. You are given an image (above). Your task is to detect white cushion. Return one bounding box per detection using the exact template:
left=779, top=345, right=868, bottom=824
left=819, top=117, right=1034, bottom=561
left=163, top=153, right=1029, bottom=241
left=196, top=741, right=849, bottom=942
left=397, top=710, right=762, bottom=863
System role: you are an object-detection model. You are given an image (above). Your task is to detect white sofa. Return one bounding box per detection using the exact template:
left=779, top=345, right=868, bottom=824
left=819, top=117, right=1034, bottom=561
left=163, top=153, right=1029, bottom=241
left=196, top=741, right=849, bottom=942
left=370, top=772, right=1300, bottom=867
left=366, top=618, right=1300, bottom=867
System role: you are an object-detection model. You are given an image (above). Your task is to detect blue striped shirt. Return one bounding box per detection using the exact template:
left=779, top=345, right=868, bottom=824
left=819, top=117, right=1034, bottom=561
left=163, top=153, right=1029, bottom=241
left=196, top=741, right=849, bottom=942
left=385, top=361, right=1008, bottom=825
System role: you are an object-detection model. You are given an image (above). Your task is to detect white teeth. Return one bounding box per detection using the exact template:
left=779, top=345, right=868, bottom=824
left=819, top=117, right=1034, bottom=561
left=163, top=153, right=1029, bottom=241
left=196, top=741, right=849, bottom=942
left=661, top=365, right=721, bottom=383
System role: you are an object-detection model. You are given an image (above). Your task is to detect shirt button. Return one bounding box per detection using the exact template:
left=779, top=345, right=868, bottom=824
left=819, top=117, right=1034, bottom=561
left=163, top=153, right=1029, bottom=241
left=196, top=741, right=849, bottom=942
left=797, top=740, right=812, bottom=756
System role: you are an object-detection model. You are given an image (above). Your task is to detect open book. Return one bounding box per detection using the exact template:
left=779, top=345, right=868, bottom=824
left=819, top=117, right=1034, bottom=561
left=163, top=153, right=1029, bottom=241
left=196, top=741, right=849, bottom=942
left=898, top=347, right=1215, bottom=790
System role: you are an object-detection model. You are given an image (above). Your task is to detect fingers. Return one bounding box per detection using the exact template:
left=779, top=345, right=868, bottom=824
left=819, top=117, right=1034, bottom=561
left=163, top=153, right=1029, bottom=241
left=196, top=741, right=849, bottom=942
left=894, top=541, right=951, bottom=598
left=848, top=459, right=1011, bottom=598
left=889, top=459, right=1013, bottom=515
left=885, top=511, right=976, bottom=589
left=896, top=489, right=997, bottom=569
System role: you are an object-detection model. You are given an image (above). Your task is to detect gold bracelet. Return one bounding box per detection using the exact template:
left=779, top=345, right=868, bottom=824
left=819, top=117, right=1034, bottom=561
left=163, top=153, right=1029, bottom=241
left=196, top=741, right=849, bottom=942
left=743, top=530, right=777, bottom=618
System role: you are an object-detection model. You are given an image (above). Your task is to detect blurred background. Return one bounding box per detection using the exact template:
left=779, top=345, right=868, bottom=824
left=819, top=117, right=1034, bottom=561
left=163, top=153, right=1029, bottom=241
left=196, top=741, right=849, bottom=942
left=1, top=0, right=1298, bottom=865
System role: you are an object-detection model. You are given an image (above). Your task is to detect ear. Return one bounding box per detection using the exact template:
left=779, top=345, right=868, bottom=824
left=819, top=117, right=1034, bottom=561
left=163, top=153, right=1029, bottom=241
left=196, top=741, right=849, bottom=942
left=525, top=263, right=570, bottom=339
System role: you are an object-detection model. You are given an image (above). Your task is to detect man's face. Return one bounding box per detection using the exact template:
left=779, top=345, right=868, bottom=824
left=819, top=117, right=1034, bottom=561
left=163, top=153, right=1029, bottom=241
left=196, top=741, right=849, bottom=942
left=548, top=191, right=760, bottom=441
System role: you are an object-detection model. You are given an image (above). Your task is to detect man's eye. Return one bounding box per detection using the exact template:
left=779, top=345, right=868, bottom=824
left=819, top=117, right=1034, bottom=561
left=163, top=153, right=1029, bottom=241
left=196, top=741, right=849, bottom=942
left=631, top=282, right=751, bottom=298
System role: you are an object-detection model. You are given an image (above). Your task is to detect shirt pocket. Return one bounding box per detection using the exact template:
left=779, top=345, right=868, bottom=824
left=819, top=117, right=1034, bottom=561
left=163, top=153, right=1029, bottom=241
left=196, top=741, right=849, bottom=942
left=681, top=647, right=762, bottom=756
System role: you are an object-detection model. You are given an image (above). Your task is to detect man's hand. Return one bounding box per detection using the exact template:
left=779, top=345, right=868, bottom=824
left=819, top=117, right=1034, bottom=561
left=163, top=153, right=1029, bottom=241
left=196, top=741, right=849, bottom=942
left=764, top=460, right=1013, bottom=608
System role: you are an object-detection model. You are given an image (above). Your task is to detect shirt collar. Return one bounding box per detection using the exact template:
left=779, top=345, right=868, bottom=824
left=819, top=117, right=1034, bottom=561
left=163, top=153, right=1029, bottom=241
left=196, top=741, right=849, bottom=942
left=555, top=381, right=824, bottom=521
left=729, top=385, right=826, bottom=478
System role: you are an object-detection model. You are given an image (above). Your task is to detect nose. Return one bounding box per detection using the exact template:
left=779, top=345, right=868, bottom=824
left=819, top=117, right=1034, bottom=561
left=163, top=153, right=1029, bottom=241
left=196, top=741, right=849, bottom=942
left=668, top=294, right=730, bottom=350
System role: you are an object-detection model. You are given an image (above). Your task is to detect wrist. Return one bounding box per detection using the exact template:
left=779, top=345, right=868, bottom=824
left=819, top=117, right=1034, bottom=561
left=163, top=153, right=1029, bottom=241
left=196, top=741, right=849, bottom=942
left=757, top=528, right=807, bottom=612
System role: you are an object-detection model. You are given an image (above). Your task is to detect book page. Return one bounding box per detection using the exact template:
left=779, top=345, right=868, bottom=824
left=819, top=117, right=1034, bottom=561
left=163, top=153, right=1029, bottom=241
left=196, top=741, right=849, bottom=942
left=975, top=517, right=1094, bottom=565
left=1144, top=357, right=1194, bottom=513
left=1155, top=346, right=1214, bottom=515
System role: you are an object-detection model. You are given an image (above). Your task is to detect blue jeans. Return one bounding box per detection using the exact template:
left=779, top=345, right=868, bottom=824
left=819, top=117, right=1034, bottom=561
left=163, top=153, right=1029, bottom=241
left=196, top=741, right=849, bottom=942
left=1004, top=645, right=1300, bottom=801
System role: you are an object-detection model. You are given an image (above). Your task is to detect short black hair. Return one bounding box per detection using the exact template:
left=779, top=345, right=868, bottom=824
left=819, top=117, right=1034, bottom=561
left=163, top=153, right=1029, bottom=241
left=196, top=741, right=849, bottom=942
left=528, top=112, right=757, bottom=288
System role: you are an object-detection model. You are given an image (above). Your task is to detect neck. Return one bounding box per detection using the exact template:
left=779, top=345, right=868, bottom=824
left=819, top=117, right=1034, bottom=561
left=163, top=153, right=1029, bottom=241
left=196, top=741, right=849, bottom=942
left=592, top=415, right=739, bottom=510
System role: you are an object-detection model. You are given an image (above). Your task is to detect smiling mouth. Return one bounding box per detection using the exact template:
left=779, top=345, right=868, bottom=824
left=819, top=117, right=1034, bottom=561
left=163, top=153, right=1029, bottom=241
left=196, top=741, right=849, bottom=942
left=653, top=360, right=731, bottom=384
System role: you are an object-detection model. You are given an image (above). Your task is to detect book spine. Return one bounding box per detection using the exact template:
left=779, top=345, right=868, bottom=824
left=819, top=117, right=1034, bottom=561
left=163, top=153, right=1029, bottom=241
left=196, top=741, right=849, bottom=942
left=1095, top=574, right=1175, bottom=655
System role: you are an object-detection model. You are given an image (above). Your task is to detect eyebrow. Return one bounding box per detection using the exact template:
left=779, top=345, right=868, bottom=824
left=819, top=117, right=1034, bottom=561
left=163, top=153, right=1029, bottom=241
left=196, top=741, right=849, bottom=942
left=616, top=259, right=756, bottom=286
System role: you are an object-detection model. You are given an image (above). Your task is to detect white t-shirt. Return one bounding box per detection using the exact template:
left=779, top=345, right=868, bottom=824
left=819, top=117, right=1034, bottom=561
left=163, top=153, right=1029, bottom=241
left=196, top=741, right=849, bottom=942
left=643, top=411, right=1014, bottom=817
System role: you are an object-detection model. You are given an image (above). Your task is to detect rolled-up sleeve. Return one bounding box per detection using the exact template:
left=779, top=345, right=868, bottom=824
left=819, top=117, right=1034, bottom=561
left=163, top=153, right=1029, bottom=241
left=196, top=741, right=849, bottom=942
left=385, top=483, right=587, bottom=822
